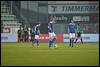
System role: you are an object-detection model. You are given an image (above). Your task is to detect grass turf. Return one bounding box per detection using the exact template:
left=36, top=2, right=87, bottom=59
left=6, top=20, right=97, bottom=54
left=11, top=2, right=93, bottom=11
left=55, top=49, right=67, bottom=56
left=1, top=42, right=99, bottom=66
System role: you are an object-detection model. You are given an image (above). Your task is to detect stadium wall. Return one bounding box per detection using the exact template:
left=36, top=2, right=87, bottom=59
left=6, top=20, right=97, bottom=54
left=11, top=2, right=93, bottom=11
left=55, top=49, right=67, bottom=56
left=1, top=34, right=99, bottom=43
left=1, top=34, right=17, bottom=42
left=63, top=34, right=99, bottom=42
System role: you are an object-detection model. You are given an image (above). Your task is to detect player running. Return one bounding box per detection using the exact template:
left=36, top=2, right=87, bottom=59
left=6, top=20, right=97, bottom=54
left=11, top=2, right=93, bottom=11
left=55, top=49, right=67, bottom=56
left=74, top=23, right=83, bottom=44
left=32, top=23, right=40, bottom=47
left=68, top=20, right=76, bottom=47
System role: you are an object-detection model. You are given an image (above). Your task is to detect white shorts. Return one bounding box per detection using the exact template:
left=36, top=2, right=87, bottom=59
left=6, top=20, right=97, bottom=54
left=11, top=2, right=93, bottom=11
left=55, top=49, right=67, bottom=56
left=35, top=35, right=39, bottom=39
left=69, top=33, right=75, bottom=39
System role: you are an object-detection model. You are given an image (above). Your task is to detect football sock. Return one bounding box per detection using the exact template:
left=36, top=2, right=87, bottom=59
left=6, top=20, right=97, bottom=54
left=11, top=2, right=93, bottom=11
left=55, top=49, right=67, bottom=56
left=49, top=41, right=51, bottom=48
left=81, top=38, right=83, bottom=44
left=72, top=39, right=74, bottom=47
left=75, top=39, right=77, bottom=43
left=70, top=39, right=71, bottom=47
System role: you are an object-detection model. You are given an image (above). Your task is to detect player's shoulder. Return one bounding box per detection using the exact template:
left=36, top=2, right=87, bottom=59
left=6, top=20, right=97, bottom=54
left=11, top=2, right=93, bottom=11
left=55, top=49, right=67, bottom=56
left=69, top=23, right=72, bottom=25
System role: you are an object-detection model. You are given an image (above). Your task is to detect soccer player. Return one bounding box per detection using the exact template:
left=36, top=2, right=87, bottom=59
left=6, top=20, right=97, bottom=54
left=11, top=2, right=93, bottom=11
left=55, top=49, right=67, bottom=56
left=31, top=25, right=35, bottom=41
left=28, top=27, right=32, bottom=42
left=68, top=20, right=76, bottom=47
left=74, top=23, right=83, bottom=44
left=17, top=27, right=21, bottom=42
left=20, top=27, right=24, bottom=42
left=48, top=18, right=56, bottom=48
left=32, top=23, right=40, bottom=47
left=23, top=25, right=28, bottom=42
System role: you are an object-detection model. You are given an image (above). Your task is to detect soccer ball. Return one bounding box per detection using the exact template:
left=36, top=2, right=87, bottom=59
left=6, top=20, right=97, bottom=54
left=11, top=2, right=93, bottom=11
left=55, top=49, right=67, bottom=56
left=54, top=44, right=58, bottom=48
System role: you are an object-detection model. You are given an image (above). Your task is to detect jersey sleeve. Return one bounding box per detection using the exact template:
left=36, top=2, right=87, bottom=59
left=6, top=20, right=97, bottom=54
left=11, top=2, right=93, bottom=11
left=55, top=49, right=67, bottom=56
left=48, top=23, right=51, bottom=30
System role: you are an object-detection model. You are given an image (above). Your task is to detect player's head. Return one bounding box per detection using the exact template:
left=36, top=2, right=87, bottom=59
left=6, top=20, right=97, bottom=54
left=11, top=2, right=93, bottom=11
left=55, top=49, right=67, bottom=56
left=49, top=18, right=53, bottom=22
left=50, top=19, right=56, bottom=24
left=36, top=23, right=41, bottom=27
left=38, top=23, right=41, bottom=26
left=71, top=20, right=74, bottom=23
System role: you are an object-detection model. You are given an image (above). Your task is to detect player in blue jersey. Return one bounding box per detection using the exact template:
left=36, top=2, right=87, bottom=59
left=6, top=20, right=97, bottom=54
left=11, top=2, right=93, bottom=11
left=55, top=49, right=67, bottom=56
left=68, top=20, right=76, bottom=47
left=32, top=23, right=40, bottom=47
left=74, top=23, right=83, bottom=44
left=48, top=19, right=56, bottom=48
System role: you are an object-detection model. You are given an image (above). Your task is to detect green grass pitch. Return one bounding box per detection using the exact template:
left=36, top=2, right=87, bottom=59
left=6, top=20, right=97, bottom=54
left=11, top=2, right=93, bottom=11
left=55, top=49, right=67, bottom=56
left=1, top=42, right=99, bottom=66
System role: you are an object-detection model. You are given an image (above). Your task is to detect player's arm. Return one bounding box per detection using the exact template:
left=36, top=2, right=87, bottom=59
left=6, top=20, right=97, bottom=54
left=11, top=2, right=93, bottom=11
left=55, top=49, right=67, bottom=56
left=38, top=28, right=40, bottom=34
left=48, top=23, right=52, bottom=31
left=68, top=25, right=70, bottom=34
left=52, top=17, right=56, bottom=23
left=53, top=32, right=57, bottom=38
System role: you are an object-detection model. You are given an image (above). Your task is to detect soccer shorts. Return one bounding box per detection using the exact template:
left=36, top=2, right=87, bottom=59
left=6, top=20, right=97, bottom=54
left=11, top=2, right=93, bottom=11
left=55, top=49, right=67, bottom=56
left=34, top=35, right=39, bottom=39
left=50, top=37, right=56, bottom=43
left=69, top=33, right=76, bottom=39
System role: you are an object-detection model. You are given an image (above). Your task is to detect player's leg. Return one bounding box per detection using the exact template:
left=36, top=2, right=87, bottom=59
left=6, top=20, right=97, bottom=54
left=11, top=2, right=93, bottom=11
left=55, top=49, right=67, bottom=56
left=26, top=34, right=28, bottom=42
left=32, top=39, right=36, bottom=47
left=27, top=35, right=30, bottom=42
left=48, top=37, right=55, bottom=48
left=26, top=33, right=28, bottom=42
left=31, top=34, right=33, bottom=43
left=48, top=40, right=52, bottom=48
left=35, top=35, right=40, bottom=47
left=36, top=38, right=39, bottom=47
left=28, top=35, right=29, bottom=42
left=24, top=35, right=26, bottom=42
left=20, top=34, right=22, bottom=42
left=74, top=33, right=78, bottom=43
left=24, top=34, right=26, bottom=42
left=74, top=39, right=78, bottom=43
left=51, top=37, right=56, bottom=48
left=69, top=33, right=72, bottom=47
left=71, top=33, right=75, bottom=47
left=22, top=35, right=24, bottom=42
left=80, top=34, right=83, bottom=44
left=48, top=32, right=52, bottom=48
left=69, top=39, right=71, bottom=46
left=32, top=35, right=37, bottom=47
left=72, top=38, right=74, bottom=47
left=80, top=38, right=83, bottom=44
left=18, top=34, right=20, bottom=42
left=31, top=35, right=32, bottom=41
left=25, top=34, right=27, bottom=42
left=19, top=35, right=21, bottom=42
left=36, top=39, right=39, bottom=47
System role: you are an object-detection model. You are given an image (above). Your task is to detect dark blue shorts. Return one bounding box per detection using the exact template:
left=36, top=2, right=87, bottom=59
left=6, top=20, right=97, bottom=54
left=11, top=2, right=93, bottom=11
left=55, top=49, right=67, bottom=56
left=50, top=37, right=56, bottom=43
